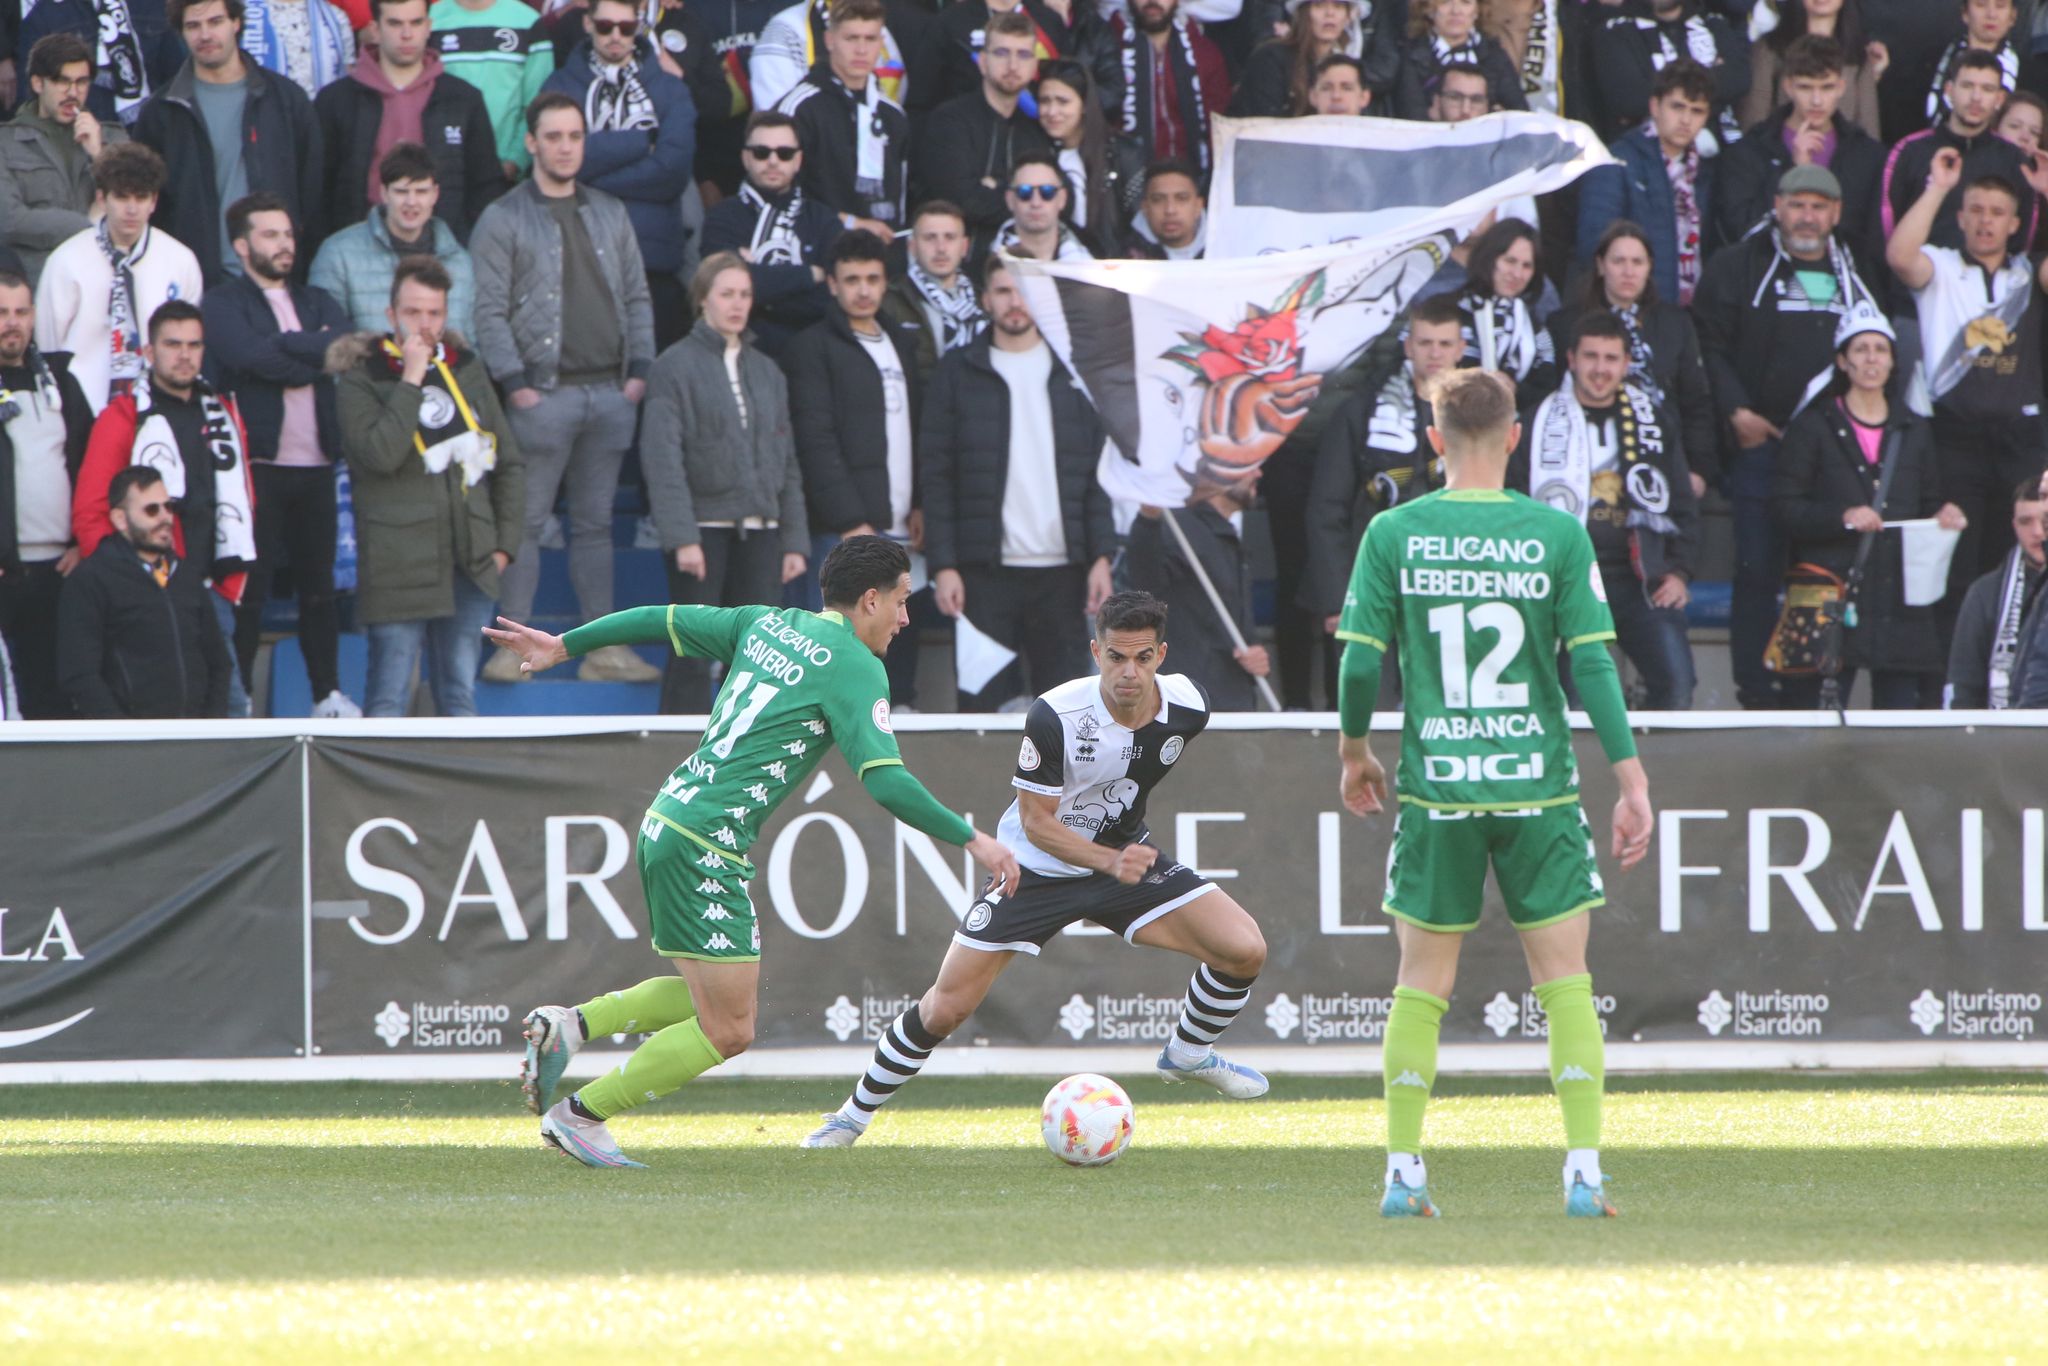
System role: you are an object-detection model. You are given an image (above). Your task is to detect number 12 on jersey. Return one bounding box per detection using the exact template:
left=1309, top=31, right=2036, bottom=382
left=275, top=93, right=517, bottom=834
left=1427, top=602, right=1529, bottom=710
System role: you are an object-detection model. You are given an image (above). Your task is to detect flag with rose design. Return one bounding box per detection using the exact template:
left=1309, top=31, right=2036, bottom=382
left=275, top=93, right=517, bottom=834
left=1010, top=234, right=1461, bottom=508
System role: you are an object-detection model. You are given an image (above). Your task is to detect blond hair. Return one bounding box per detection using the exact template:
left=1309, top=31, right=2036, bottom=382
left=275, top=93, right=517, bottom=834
left=1429, top=368, right=1516, bottom=448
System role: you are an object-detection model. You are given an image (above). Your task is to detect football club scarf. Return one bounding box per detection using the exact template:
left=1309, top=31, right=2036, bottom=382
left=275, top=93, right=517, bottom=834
left=132, top=377, right=260, bottom=568
left=1622, top=10, right=1741, bottom=151
left=1927, top=39, right=2020, bottom=125
left=381, top=338, right=496, bottom=487
left=588, top=54, right=660, bottom=132
left=1462, top=290, right=1551, bottom=383
left=241, top=0, right=355, bottom=94
left=1989, top=546, right=2032, bottom=709
left=1516, top=0, right=1563, bottom=115
left=95, top=219, right=147, bottom=390
left=1115, top=11, right=1210, bottom=176
left=908, top=261, right=986, bottom=354
left=1529, top=380, right=1678, bottom=576
left=741, top=183, right=808, bottom=264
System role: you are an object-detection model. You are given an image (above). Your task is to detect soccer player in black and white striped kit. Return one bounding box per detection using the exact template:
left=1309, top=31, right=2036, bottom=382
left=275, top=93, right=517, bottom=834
left=803, top=592, right=1270, bottom=1147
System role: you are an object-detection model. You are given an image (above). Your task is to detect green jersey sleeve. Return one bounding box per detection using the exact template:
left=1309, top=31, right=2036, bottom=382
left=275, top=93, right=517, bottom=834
left=1335, top=516, right=1398, bottom=653
left=1553, top=527, right=1618, bottom=650
left=821, top=653, right=904, bottom=777
left=663, top=604, right=778, bottom=659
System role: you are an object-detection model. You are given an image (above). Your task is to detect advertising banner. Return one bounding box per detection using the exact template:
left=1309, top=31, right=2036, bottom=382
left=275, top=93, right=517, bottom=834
left=0, top=737, right=304, bottom=1061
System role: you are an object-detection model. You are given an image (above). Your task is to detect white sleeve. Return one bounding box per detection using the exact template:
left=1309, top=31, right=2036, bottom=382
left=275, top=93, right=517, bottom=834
left=750, top=11, right=808, bottom=113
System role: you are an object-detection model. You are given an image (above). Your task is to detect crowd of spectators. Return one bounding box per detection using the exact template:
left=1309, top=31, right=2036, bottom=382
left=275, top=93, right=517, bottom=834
left=4, top=0, right=2048, bottom=721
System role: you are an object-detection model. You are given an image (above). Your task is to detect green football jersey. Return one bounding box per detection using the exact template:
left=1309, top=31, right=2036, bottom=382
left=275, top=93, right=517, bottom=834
left=1336, top=488, right=1617, bottom=811
left=641, top=605, right=903, bottom=870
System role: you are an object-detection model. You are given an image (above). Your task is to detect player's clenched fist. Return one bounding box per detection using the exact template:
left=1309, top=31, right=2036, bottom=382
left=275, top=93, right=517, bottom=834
left=1107, top=842, right=1159, bottom=885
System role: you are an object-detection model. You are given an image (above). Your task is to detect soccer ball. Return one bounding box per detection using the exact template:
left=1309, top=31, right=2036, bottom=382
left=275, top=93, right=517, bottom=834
left=1041, top=1073, right=1134, bottom=1167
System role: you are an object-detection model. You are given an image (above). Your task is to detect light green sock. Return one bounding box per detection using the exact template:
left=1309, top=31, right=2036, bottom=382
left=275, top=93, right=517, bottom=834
left=575, top=1019, right=725, bottom=1121
left=1535, top=972, right=1604, bottom=1149
left=1383, top=985, right=1448, bottom=1157
left=576, top=977, right=698, bottom=1039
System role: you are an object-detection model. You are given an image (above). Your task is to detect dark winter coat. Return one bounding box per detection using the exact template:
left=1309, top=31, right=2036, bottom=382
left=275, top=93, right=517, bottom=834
left=782, top=306, right=926, bottom=534
left=1773, top=397, right=1944, bottom=674
left=1389, top=32, right=1525, bottom=121
left=1574, top=128, right=1721, bottom=304
left=698, top=186, right=842, bottom=358
left=312, top=66, right=505, bottom=250
left=1548, top=298, right=1720, bottom=484
left=914, top=90, right=1052, bottom=232
left=1578, top=5, right=1748, bottom=145
left=542, top=40, right=699, bottom=271
left=919, top=333, right=1115, bottom=574
left=56, top=535, right=231, bottom=718
left=201, top=274, right=352, bottom=463
left=1715, top=109, right=1885, bottom=261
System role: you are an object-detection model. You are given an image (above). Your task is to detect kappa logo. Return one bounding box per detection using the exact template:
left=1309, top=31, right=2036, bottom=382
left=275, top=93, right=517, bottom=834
left=764, top=761, right=789, bottom=782
left=784, top=741, right=808, bottom=756
left=701, top=905, right=731, bottom=921
left=1389, top=1070, right=1429, bottom=1089
left=1160, top=735, right=1184, bottom=765
left=1555, top=1064, right=1595, bottom=1083
left=725, top=807, right=749, bottom=822
left=964, top=901, right=993, bottom=932
left=696, top=850, right=727, bottom=870
left=706, top=933, right=735, bottom=952
left=744, top=783, right=772, bottom=804
left=803, top=719, right=827, bottom=736
left=695, top=878, right=725, bottom=896
left=712, top=828, right=739, bottom=847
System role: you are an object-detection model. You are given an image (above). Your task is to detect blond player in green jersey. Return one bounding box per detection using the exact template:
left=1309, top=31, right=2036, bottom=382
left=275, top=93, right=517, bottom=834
left=1334, top=369, right=1655, bottom=1218
left=484, top=537, right=1020, bottom=1168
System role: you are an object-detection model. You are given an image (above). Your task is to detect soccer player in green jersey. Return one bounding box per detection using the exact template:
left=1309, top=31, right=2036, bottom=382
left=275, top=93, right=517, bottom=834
left=482, top=537, right=1020, bottom=1168
left=1333, top=369, right=1655, bottom=1219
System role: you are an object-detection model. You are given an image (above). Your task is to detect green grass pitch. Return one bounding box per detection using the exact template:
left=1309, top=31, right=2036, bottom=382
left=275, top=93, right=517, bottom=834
left=4, top=1071, right=2045, bottom=1363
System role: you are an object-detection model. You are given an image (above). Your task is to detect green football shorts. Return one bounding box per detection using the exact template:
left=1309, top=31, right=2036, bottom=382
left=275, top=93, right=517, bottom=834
left=1382, top=802, right=1604, bottom=932
left=636, top=816, right=761, bottom=962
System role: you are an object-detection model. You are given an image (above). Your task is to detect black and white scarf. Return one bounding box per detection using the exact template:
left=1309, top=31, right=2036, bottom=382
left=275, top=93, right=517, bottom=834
left=993, top=217, right=1093, bottom=262
left=0, top=629, right=16, bottom=722
left=96, top=219, right=147, bottom=390
left=907, top=261, right=985, bottom=354
left=1116, top=12, right=1210, bottom=176
left=1614, top=303, right=1664, bottom=406
left=1461, top=291, right=1552, bottom=382
left=1927, top=39, right=2020, bottom=125
left=1988, top=547, right=2033, bottom=709
left=132, top=378, right=259, bottom=567
left=25, top=0, right=150, bottom=120
left=1621, top=10, right=1740, bottom=151
left=1530, top=381, right=1678, bottom=573
left=740, top=183, right=807, bottom=266
left=1517, top=0, right=1562, bottom=115
left=1365, top=363, right=1442, bottom=506
left=587, top=55, right=659, bottom=132
left=1763, top=228, right=1881, bottom=420
left=382, top=338, right=495, bottom=486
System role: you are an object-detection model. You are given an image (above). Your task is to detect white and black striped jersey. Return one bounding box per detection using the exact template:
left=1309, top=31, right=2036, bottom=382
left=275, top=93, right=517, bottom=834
left=998, top=672, right=1211, bottom=878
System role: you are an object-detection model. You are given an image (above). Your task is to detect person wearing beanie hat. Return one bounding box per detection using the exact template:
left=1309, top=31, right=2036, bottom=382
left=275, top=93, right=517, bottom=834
left=1887, top=143, right=2048, bottom=627
left=1772, top=289, right=1964, bottom=709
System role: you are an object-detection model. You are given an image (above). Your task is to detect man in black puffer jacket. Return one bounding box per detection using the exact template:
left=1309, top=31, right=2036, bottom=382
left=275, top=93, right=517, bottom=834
left=921, top=255, right=1115, bottom=710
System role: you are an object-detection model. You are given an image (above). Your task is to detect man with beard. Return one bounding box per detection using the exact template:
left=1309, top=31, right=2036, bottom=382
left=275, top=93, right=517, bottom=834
left=0, top=35, right=129, bottom=287
left=1694, top=164, right=1876, bottom=708
left=699, top=111, right=842, bottom=359
left=915, top=10, right=1049, bottom=233
left=57, top=463, right=234, bottom=718
left=1092, top=0, right=1229, bottom=183
left=1882, top=48, right=2038, bottom=255
left=0, top=269, right=96, bottom=719
left=203, top=191, right=358, bottom=717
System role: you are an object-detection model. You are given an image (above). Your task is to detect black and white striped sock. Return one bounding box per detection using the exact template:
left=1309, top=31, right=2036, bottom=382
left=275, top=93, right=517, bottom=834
left=1163, top=965, right=1256, bottom=1066
left=836, top=1004, right=943, bottom=1128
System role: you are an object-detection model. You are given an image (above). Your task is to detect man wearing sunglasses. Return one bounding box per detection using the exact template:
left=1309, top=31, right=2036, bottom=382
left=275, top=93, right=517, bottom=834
left=700, top=110, right=842, bottom=360
left=57, top=464, right=236, bottom=718
left=542, top=0, right=697, bottom=351
left=989, top=150, right=1089, bottom=261
left=312, top=0, right=505, bottom=252
left=915, top=10, right=1048, bottom=233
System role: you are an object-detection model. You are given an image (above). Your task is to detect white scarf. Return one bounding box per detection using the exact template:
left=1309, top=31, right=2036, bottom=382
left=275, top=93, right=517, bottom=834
left=1463, top=292, right=1551, bottom=382
left=132, top=379, right=260, bottom=566
left=24, top=0, right=150, bottom=120
left=1367, top=362, right=1419, bottom=456
left=740, top=183, right=807, bottom=265
left=848, top=77, right=888, bottom=197
left=588, top=56, right=659, bottom=132
left=1529, top=381, right=1677, bottom=538
left=1116, top=12, right=1211, bottom=175
left=994, top=218, right=1093, bottom=261
left=1989, top=547, right=2033, bottom=709
left=1614, top=302, right=1663, bottom=405
left=907, top=261, right=985, bottom=354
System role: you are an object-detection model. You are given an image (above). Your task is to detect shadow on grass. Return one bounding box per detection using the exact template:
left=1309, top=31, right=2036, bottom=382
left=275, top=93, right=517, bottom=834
left=3, top=1139, right=2046, bottom=1281
left=3, top=1071, right=2042, bottom=1121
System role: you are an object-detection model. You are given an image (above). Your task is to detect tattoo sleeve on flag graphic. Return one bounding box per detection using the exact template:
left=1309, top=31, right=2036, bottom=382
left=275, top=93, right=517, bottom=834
left=1204, top=111, right=1614, bottom=258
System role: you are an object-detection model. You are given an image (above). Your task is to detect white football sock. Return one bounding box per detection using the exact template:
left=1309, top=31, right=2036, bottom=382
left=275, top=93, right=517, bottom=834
left=1386, top=1151, right=1427, bottom=1189
left=1564, top=1148, right=1603, bottom=1190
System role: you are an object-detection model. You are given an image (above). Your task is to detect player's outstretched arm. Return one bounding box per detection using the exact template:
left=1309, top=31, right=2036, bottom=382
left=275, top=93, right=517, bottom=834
left=1567, top=640, right=1654, bottom=870
left=1335, top=639, right=1389, bottom=817
left=484, top=606, right=681, bottom=676
left=862, top=764, right=1020, bottom=891
left=481, top=616, right=571, bottom=676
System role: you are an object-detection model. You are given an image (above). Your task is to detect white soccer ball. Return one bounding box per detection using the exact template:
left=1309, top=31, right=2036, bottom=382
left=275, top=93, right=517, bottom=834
left=1041, top=1073, right=1134, bottom=1167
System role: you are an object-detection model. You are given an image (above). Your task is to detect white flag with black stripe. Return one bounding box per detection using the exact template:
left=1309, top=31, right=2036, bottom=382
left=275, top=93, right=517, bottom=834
left=1205, top=111, right=1614, bottom=258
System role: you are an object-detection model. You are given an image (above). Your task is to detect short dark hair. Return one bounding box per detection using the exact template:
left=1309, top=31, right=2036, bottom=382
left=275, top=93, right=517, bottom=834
left=1408, top=294, right=1465, bottom=330
left=148, top=299, right=204, bottom=343
left=2014, top=476, right=2046, bottom=504
left=226, top=190, right=292, bottom=245
left=1964, top=173, right=2023, bottom=210
left=391, top=254, right=453, bottom=306
left=1950, top=48, right=2008, bottom=84
left=983, top=9, right=1034, bottom=43
left=526, top=90, right=583, bottom=135
left=369, top=0, right=428, bottom=18
left=829, top=0, right=886, bottom=26
left=1095, top=590, right=1168, bottom=641
left=0, top=269, right=31, bottom=298
left=108, top=465, right=166, bottom=509
left=1650, top=57, right=1714, bottom=107
left=1781, top=34, right=1847, bottom=84
left=1436, top=61, right=1489, bottom=97
left=28, top=33, right=93, bottom=81
left=378, top=140, right=439, bottom=187
left=742, top=110, right=799, bottom=143
left=169, top=0, right=244, bottom=29
left=981, top=250, right=1016, bottom=291
left=94, top=142, right=166, bottom=198
left=826, top=228, right=890, bottom=274
left=1141, top=158, right=1202, bottom=198
left=1312, top=53, right=1367, bottom=86
left=1569, top=308, right=1629, bottom=352
left=911, top=199, right=967, bottom=230
left=1008, top=149, right=1066, bottom=189
left=820, top=535, right=911, bottom=608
